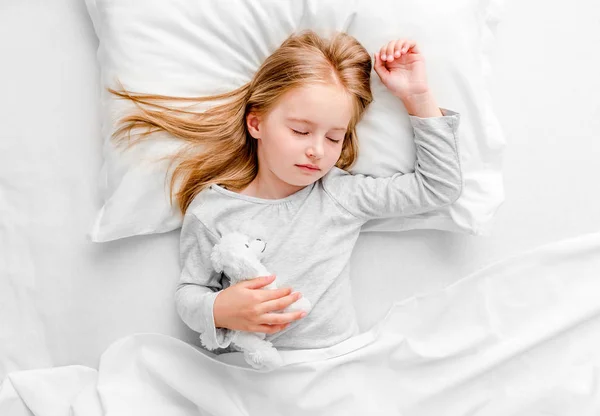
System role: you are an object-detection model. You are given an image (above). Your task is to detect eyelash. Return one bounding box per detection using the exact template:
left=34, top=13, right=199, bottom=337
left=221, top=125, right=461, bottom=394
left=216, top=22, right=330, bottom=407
left=291, top=129, right=341, bottom=144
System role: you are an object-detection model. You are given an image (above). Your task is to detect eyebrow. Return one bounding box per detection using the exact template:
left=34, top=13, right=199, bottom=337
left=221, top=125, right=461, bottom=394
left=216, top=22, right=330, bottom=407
left=286, top=117, right=347, bottom=131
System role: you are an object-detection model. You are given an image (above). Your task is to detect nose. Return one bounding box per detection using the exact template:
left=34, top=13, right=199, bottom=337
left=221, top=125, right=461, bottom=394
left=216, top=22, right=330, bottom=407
left=307, top=137, right=325, bottom=159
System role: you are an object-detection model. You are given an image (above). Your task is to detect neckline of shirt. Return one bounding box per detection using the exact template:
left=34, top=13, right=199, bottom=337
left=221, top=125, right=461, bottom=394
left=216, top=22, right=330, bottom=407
left=210, top=182, right=315, bottom=205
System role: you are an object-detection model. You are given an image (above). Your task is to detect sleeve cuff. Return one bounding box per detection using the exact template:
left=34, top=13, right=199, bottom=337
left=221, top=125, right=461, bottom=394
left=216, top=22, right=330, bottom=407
left=198, top=291, right=236, bottom=351
left=408, top=107, right=461, bottom=130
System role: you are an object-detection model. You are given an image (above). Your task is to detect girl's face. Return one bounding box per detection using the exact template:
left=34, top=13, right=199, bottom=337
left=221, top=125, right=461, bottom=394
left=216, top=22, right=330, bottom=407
left=246, top=83, right=354, bottom=191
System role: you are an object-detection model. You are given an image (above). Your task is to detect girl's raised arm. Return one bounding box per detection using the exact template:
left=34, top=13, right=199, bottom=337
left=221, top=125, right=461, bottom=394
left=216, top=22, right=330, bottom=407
left=322, top=107, right=462, bottom=223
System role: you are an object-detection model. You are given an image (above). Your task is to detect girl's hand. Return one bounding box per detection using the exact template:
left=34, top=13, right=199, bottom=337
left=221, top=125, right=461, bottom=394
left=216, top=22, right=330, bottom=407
left=373, top=39, right=430, bottom=100
left=213, top=274, right=307, bottom=334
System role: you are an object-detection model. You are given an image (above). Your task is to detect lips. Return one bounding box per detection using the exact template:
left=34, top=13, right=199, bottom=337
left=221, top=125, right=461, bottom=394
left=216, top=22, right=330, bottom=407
left=296, top=164, right=320, bottom=171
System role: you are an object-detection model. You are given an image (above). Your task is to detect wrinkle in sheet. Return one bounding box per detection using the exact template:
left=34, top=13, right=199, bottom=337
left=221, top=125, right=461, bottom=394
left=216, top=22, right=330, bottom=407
left=2, top=231, right=600, bottom=415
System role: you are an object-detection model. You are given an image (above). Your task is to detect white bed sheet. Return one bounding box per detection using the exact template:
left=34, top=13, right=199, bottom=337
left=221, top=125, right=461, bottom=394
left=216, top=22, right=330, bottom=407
left=1, top=0, right=599, bottom=390
left=2, top=230, right=600, bottom=415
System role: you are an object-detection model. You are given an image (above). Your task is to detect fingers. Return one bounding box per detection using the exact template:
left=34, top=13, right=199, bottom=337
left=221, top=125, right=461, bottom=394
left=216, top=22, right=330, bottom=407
left=257, top=286, right=293, bottom=302
left=259, top=310, right=307, bottom=327
left=251, top=292, right=307, bottom=334
left=405, top=40, right=419, bottom=54
left=373, top=50, right=389, bottom=78
left=242, top=276, right=307, bottom=334
left=379, top=39, right=418, bottom=62
left=255, top=287, right=292, bottom=304
left=257, top=290, right=302, bottom=314
left=385, top=40, right=402, bottom=62
left=254, top=323, right=290, bottom=335
left=244, top=274, right=276, bottom=289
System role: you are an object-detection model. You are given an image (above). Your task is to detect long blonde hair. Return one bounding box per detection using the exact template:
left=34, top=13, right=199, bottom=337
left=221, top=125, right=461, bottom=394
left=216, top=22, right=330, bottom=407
left=108, top=29, right=373, bottom=216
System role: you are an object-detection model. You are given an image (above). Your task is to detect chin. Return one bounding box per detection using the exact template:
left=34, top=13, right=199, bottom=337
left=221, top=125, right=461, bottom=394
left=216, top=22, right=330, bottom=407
left=291, top=178, right=315, bottom=187
left=285, top=166, right=329, bottom=186
left=285, top=176, right=315, bottom=187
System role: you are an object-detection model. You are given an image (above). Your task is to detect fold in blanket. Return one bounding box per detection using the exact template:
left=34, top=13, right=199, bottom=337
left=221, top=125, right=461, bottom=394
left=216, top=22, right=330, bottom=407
left=2, top=231, right=600, bottom=416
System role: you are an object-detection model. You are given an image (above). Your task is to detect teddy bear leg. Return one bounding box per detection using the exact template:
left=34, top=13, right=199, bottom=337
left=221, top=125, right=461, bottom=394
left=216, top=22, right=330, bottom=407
left=248, top=347, right=284, bottom=371
left=233, top=332, right=283, bottom=370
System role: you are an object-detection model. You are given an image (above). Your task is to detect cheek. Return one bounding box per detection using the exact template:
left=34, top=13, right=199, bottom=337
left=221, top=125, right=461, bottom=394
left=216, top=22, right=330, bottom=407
left=263, top=129, right=297, bottom=159
left=328, top=147, right=343, bottom=163
left=276, top=130, right=301, bottom=154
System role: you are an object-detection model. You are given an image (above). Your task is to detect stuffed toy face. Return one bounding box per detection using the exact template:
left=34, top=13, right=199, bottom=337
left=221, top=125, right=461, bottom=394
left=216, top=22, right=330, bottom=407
left=210, top=231, right=268, bottom=283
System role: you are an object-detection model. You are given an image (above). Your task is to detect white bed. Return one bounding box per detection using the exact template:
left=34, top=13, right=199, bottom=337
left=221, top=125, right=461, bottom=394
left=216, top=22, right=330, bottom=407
left=1, top=0, right=600, bottom=414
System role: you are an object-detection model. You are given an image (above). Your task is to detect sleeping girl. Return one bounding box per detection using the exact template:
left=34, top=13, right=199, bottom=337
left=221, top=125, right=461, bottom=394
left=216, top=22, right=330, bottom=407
left=108, top=30, right=462, bottom=365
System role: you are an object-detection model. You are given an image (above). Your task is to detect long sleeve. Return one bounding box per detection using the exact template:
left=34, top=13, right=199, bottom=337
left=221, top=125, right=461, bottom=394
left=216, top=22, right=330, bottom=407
left=322, top=107, right=463, bottom=222
left=175, top=211, right=236, bottom=351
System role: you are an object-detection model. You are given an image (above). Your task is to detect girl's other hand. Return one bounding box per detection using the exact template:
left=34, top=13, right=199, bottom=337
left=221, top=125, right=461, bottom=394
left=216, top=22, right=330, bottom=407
left=213, top=274, right=307, bottom=334
left=373, top=39, right=430, bottom=101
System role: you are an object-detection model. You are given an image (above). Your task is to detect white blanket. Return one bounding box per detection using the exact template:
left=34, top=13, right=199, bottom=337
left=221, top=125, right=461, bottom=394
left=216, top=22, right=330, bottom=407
left=2, top=231, right=600, bottom=416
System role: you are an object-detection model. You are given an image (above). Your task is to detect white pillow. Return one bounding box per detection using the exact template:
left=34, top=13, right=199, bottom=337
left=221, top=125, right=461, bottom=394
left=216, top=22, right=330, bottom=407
left=84, top=0, right=506, bottom=242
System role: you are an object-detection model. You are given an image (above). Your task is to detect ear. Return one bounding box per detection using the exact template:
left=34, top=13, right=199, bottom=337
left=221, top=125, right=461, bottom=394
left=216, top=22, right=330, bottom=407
left=246, top=110, right=262, bottom=139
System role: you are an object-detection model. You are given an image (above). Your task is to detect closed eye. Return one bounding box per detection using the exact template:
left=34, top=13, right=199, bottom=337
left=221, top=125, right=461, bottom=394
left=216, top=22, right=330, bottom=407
left=291, top=129, right=309, bottom=136
left=291, top=129, right=341, bottom=143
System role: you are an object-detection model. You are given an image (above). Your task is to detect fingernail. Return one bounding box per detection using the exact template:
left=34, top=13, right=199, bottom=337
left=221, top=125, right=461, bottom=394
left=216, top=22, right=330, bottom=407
left=300, top=312, right=307, bottom=318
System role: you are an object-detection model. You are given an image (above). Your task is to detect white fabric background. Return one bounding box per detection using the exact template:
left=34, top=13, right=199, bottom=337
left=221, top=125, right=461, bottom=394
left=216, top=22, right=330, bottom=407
left=0, top=0, right=599, bottom=380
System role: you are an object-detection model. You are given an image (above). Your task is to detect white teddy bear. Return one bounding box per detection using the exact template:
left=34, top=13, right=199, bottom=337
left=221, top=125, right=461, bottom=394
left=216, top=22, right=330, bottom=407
left=200, top=224, right=312, bottom=370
